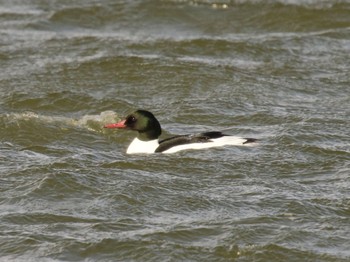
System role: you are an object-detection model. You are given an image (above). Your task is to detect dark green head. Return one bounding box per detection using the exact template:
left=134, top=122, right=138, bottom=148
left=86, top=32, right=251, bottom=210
left=104, top=110, right=162, bottom=141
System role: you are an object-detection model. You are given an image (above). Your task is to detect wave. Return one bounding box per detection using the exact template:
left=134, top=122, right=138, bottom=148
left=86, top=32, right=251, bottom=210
left=170, top=0, right=348, bottom=9
left=1, top=111, right=120, bottom=133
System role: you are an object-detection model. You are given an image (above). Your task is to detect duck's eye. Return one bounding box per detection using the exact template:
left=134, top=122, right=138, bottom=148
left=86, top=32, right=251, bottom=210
left=129, top=116, right=136, bottom=122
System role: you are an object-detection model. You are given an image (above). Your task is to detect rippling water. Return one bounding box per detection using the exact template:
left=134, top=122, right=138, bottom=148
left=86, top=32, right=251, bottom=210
left=1, top=0, right=350, bottom=261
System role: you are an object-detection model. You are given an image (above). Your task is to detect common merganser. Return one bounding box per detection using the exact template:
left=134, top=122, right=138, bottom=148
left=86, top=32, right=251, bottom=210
left=104, top=110, right=257, bottom=154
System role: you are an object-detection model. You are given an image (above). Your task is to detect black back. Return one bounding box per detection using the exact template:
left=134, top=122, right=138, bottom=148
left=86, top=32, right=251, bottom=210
left=155, top=132, right=227, bottom=153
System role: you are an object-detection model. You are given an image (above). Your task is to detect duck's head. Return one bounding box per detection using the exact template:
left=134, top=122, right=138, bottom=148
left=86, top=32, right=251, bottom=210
left=104, top=110, right=161, bottom=141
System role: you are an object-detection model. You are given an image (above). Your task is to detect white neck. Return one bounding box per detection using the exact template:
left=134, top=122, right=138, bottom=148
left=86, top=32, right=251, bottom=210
left=126, top=137, right=159, bottom=154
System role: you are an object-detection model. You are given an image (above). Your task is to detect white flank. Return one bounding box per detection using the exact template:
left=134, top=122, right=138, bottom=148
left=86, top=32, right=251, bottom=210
left=126, top=136, right=256, bottom=154
left=126, top=138, right=159, bottom=154
left=163, top=136, right=251, bottom=154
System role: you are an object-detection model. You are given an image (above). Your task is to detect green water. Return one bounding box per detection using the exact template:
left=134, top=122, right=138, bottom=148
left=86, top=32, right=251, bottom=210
left=1, top=1, right=349, bottom=261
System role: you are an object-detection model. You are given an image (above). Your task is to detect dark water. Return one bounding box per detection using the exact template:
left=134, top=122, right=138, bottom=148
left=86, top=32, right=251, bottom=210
left=1, top=0, right=350, bottom=261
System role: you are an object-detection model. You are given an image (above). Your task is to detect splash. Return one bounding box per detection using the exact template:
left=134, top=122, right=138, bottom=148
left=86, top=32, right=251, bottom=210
left=3, top=110, right=120, bottom=133
left=75, top=111, right=120, bottom=132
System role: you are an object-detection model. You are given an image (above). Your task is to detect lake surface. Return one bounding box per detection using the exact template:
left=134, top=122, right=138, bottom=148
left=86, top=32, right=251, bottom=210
left=1, top=0, right=349, bottom=261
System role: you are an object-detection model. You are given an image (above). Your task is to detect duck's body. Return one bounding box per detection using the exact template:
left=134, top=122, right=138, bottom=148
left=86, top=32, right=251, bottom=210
left=104, top=110, right=257, bottom=154
left=127, top=137, right=159, bottom=154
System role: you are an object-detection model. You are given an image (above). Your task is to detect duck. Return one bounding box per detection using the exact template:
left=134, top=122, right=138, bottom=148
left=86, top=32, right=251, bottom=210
left=104, top=110, right=257, bottom=154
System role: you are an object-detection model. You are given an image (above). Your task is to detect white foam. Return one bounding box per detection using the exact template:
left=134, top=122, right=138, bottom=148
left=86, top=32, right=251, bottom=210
left=4, top=110, right=120, bottom=132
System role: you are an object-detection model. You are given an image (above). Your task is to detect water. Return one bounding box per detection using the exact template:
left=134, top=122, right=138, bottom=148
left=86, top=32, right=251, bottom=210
left=1, top=0, right=350, bottom=261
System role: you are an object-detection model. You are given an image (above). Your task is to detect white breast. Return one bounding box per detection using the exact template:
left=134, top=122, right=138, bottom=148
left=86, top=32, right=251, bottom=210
left=126, top=138, right=159, bottom=154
